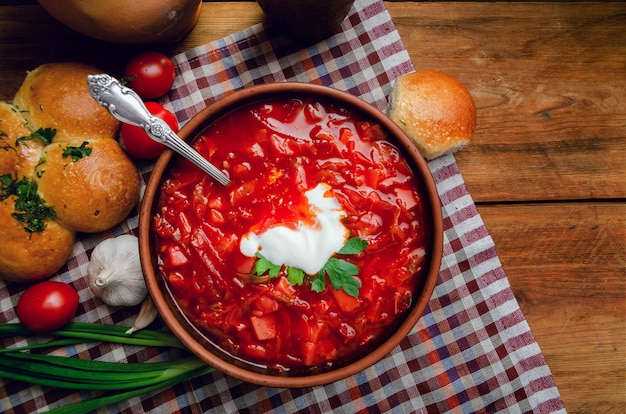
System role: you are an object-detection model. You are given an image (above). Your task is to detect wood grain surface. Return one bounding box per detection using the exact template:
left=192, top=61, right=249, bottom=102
left=0, top=2, right=624, bottom=413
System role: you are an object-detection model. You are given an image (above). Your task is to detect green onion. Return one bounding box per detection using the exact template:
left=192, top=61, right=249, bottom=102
left=0, top=353, right=207, bottom=389
left=0, top=322, right=215, bottom=414
left=0, top=322, right=185, bottom=349
left=0, top=338, right=85, bottom=353
left=47, top=364, right=213, bottom=414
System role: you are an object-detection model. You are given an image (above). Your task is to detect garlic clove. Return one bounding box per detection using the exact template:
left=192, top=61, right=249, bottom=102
left=87, top=234, right=147, bottom=307
left=126, top=296, right=159, bottom=334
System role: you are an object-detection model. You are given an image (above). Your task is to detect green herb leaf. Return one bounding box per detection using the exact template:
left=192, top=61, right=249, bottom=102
left=252, top=237, right=368, bottom=297
left=0, top=173, right=56, bottom=233
left=338, top=237, right=368, bottom=255
left=35, top=157, right=47, bottom=178
left=287, top=266, right=304, bottom=286
left=15, top=127, right=56, bottom=146
left=62, top=141, right=92, bottom=162
left=311, top=271, right=326, bottom=293
left=0, top=173, right=11, bottom=187
left=323, top=257, right=361, bottom=297
left=254, top=253, right=281, bottom=277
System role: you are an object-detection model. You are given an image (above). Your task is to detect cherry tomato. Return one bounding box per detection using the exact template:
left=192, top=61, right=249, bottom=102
left=124, top=51, right=175, bottom=99
left=121, top=102, right=179, bottom=160
left=16, top=281, right=79, bottom=332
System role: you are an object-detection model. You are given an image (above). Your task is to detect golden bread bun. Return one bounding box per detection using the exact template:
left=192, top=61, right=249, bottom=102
left=0, top=102, right=43, bottom=177
left=38, top=138, right=140, bottom=233
left=387, top=70, right=476, bottom=160
left=0, top=198, right=76, bottom=282
left=13, top=62, right=120, bottom=142
left=0, top=62, right=142, bottom=282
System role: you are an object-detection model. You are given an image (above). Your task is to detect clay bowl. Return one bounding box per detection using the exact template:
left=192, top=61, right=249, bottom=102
left=139, top=82, right=443, bottom=388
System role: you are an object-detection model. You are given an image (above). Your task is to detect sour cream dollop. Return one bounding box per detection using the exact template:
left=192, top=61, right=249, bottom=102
left=239, top=183, right=349, bottom=275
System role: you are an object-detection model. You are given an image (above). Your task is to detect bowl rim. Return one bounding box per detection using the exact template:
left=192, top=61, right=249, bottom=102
left=139, top=81, right=443, bottom=388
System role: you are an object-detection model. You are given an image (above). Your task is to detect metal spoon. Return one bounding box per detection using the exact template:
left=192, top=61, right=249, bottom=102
left=87, top=73, right=230, bottom=186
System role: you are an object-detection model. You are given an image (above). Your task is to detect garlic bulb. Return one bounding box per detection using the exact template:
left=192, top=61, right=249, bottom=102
left=87, top=234, right=146, bottom=307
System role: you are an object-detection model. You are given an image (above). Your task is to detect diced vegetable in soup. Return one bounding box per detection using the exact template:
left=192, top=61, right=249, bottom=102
left=154, top=98, right=430, bottom=372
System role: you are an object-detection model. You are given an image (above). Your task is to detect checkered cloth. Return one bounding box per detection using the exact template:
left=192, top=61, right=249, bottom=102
left=0, top=0, right=566, bottom=412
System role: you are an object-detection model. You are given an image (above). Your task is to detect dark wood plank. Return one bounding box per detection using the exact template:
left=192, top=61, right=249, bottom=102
left=479, top=201, right=626, bottom=413
left=388, top=2, right=626, bottom=203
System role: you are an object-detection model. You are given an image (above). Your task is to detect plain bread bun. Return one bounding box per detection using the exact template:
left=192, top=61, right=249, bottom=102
left=387, top=70, right=476, bottom=160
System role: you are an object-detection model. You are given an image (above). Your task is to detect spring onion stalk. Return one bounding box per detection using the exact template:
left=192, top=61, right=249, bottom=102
left=0, top=322, right=215, bottom=414
left=46, top=364, right=214, bottom=414
left=0, top=322, right=186, bottom=349
left=0, top=338, right=86, bottom=354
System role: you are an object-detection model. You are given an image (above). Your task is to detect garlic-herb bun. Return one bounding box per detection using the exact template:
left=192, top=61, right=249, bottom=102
left=0, top=102, right=42, bottom=177
left=0, top=62, right=142, bottom=282
left=13, top=62, right=120, bottom=142
left=0, top=197, right=76, bottom=282
left=38, top=138, right=140, bottom=233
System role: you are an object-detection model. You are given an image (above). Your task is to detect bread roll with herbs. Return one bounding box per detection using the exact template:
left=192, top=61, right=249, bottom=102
left=38, top=138, right=140, bottom=233
left=0, top=102, right=42, bottom=177
left=13, top=63, right=120, bottom=142
left=387, top=70, right=476, bottom=160
left=0, top=62, right=141, bottom=282
left=0, top=197, right=76, bottom=283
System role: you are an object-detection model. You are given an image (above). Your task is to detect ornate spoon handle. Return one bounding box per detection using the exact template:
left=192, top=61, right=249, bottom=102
left=87, top=73, right=230, bottom=186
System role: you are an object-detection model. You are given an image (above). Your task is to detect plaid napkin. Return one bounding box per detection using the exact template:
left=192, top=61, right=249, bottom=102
left=0, top=0, right=566, bottom=413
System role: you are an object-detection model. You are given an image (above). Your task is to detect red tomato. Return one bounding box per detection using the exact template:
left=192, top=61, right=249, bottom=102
left=125, top=51, right=176, bottom=99
left=16, top=281, right=79, bottom=332
left=121, top=102, right=179, bottom=160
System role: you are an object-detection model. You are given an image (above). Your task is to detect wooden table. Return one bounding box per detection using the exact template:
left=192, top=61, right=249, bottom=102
left=0, top=2, right=624, bottom=413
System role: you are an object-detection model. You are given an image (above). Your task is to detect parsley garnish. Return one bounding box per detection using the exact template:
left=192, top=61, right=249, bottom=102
left=34, top=157, right=47, bottom=178
left=0, top=130, right=15, bottom=152
left=15, top=127, right=56, bottom=146
left=0, top=173, right=56, bottom=234
left=62, top=141, right=92, bottom=162
left=337, top=236, right=369, bottom=255
left=254, top=255, right=281, bottom=277
left=10, top=105, right=31, bottom=129
left=253, top=237, right=368, bottom=297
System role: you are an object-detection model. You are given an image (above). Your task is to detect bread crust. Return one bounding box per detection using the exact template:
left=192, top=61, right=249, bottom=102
left=387, top=70, right=476, bottom=160
left=13, top=62, right=120, bottom=142
left=0, top=102, right=43, bottom=177
left=38, top=138, right=140, bottom=233
left=0, top=198, right=76, bottom=282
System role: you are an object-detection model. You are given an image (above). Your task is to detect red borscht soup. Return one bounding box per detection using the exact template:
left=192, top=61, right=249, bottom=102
left=154, top=97, right=431, bottom=373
